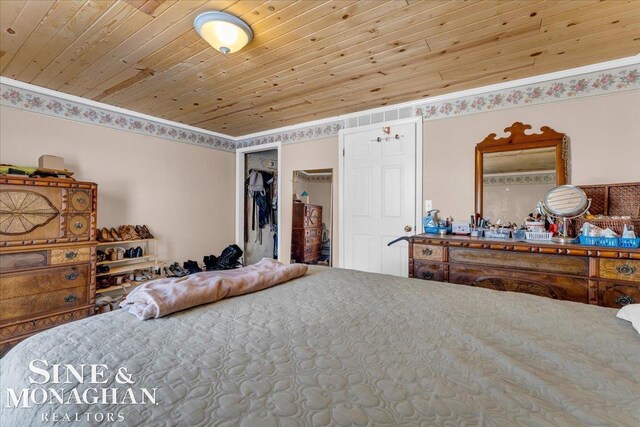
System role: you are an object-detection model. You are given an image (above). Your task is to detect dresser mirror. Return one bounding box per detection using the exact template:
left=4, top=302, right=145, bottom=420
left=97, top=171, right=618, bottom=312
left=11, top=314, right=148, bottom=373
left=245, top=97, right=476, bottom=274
left=475, top=122, right=568, bottom=224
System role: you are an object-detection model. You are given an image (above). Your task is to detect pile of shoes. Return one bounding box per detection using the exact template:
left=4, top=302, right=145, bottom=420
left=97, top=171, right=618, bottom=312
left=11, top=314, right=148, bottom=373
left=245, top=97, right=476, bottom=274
left=163, top=245, right=244, bottom=278
left=97, top=225, right=154, bottom=242
left=203, top=245, right=243, bottom=271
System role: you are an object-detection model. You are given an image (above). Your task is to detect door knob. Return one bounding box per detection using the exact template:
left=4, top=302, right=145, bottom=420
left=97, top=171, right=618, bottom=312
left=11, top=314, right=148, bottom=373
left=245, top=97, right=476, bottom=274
left=404, top=225, right=412, bottom=232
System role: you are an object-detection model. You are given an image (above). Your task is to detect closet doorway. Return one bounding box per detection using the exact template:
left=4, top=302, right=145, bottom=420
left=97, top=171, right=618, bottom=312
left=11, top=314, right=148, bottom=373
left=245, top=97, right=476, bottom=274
left=236, top=143, right=281, bottom=265
left=291, top=169, right=333, bottom=266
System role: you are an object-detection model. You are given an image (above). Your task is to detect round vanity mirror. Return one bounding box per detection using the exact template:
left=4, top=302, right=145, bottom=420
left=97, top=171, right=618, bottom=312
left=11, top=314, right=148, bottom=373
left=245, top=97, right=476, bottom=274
left=544, top=185, right=588, bottom=217
left=538, top=185, right=590, bottom=244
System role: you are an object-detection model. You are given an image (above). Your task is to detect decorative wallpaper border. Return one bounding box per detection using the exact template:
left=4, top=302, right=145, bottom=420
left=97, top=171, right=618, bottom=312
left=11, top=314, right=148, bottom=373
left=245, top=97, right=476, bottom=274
left=484, top=173, right=556, bottom=186
left=293, top=171, right=333, bottom=183
left=1, top=62, right=638, bottom=152
left=237, top=121, right=344, bottom=149
left=0, top=84, right=236, bottom=152
left=416, top=65, right=639, bottom=120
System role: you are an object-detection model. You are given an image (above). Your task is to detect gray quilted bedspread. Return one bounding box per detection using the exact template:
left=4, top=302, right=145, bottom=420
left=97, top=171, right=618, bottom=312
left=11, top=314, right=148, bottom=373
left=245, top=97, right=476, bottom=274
left=1, top=267, right=639, bottom=426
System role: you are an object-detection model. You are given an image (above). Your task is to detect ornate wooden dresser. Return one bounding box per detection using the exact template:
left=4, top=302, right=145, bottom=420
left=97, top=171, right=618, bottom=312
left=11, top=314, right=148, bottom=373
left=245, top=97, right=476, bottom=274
left=409, top=234, right=640, bottom=308
left=0, top=176, right=98, bottom=355
left=291, top=203, right=323, bottom=263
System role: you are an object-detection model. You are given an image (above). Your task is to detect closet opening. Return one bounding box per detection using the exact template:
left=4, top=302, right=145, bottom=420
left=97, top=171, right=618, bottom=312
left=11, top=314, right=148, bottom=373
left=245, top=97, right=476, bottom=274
left=241, top=149, right=279, bottom=265
left=291, top=169, right=333, bottom=266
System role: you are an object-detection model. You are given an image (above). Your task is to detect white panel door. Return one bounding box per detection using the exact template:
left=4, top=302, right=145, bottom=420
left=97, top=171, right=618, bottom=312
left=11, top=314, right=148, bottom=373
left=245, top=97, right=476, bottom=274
left=342, top=121, right=418, bottom=276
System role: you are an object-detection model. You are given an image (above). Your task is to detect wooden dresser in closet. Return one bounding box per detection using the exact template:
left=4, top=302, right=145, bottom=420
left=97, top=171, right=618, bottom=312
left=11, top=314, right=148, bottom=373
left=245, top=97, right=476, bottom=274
left=0, top=176, right=98, bottom=356
left=291, top=203, right=323, bottom=263
left=408, top=234, right=640, bottom=308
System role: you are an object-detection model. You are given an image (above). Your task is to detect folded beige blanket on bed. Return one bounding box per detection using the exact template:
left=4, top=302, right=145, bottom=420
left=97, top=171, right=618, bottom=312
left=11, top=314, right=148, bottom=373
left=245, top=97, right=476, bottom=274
left=120, top=258, right=308, bottom=320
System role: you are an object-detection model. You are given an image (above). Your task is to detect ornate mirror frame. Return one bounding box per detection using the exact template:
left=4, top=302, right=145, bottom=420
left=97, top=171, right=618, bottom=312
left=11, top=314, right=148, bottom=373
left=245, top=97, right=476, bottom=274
left=475, top=122, right=568, bottom=217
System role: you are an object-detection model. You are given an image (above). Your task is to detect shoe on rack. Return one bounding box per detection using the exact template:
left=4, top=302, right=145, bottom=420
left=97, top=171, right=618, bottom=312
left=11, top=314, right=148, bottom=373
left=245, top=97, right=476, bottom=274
left=100, top=227, right=113, bottom=242
left=118, top=226, right=130, bottom=240
left=110, top=227, right=123, bottom=241
left=128, top=225, right=141, bottom=240
left=97, top=250, right=107, bottom=262
left=97, top=265, right=110, bottom=274
left=133, top=269, right=145, bottom=281
left=141, top=225, right=154, bottom=239
left=134, top=246, right=143, bottom=258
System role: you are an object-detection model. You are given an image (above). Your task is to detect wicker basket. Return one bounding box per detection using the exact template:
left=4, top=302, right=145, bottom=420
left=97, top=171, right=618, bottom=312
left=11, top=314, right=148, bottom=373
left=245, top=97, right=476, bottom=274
left=574, top=182, right=640, bottom=235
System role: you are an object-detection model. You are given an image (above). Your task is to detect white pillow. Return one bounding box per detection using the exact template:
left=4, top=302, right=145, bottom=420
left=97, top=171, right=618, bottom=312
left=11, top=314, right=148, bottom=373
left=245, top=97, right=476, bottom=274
left=617, top=304, right=640, bottom=335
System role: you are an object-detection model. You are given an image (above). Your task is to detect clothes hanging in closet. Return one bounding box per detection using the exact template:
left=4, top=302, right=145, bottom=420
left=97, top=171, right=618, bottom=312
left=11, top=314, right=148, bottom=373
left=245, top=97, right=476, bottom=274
left=246, top=169, right=277, bottom=244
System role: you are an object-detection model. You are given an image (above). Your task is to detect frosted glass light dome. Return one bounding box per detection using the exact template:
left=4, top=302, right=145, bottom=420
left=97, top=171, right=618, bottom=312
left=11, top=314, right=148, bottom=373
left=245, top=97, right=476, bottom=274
left=194, top=11, right=253, bottom=55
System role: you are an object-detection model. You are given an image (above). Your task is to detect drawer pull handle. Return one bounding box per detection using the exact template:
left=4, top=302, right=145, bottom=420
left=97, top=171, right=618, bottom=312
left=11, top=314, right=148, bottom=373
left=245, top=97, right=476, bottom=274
left=65, top=272, right=79, bottom=280
left=616, top=295, right=634, bottom=306
left=616, top=265, right=636, bottom=275
left=422, top=271, right=433, bottom=279
left=422, top=247, right=433, bottom=256
left=65, top=251, right=78, bottom=259
left=64, top=294, right=77, bottom=303
left=74, top=222, right=83, bottom=229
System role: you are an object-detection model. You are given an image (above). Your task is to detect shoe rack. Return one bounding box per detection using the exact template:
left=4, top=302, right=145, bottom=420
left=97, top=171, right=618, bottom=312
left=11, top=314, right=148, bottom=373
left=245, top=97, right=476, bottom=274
left=95, top=238, right=164, bottom=296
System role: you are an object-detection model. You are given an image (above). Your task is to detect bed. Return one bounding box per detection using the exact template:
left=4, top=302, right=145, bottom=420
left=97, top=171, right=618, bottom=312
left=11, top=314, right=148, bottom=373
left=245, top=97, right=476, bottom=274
left=1, top=267, right=639, bottom=426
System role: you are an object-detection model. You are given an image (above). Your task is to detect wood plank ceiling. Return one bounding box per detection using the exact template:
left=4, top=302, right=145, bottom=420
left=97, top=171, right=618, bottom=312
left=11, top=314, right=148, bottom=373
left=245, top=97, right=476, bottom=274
left=1, top=0, right=639, bottom=136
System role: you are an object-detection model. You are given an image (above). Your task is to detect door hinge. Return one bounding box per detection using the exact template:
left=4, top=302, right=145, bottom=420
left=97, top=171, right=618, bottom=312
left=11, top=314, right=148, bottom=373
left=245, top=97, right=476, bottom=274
left=342, top=148, right=345, bottom=157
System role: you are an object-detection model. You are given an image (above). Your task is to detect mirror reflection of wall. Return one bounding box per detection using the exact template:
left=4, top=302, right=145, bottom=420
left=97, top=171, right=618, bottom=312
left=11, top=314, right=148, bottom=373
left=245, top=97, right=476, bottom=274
left=291, top=169, right=333, bottom=266
left=483, top=147, right=557, bottom=224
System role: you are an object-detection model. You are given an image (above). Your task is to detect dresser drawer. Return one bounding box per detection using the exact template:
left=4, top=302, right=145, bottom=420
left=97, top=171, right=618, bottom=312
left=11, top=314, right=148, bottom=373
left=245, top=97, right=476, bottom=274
left=305, top=228, right=321, bottom=238
left=449, top=265, right=589, bottom=303
left=65, top=214, right=91, bottom=237
left=413, top=244, right=443, bottom=261
left=413, top=261, right=445, bottom=281
left=598, top=259, right=640, bottom=282
left=0, top=285, right=88, bottom=322
left=304, top=243, right=322, bottom=255
left=50, top=247, right=91, bottom=264
left=305, top=204, right=322, bottom=218
left=305, top=236, right=322, bottom=246
left=303, top=216, right=321, bottom=228
left=0, top=250, right=49, bottom=273
left=597, top=281, right=640, bottom=308
left=0, top=264, right=89, bottom=300
left=448, top=247, right=589, bottom=276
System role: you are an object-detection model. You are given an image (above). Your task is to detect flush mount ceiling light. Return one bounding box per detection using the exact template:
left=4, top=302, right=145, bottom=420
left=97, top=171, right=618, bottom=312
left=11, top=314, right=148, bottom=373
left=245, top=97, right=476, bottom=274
left=194, top=11, right=253, bottom=55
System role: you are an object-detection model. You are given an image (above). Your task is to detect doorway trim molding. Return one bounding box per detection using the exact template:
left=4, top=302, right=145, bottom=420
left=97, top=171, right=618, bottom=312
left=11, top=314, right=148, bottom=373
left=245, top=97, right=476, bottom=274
left=338, top=116, right=423, bottom=269
left=236, top=141, right=282, bottom=262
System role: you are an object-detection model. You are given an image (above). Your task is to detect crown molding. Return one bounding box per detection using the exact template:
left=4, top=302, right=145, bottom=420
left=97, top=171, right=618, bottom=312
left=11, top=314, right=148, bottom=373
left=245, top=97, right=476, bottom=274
left=1, top=56, right=638, bottom=152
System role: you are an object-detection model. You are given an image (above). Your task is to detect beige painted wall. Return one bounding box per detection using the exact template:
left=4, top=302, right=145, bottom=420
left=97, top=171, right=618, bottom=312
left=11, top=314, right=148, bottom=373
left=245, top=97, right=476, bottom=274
left=423, top=90, right=640, bottom=221
left=0, top=106, right=235, bottom=263
left=281, top=138, right=339, bottom=264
